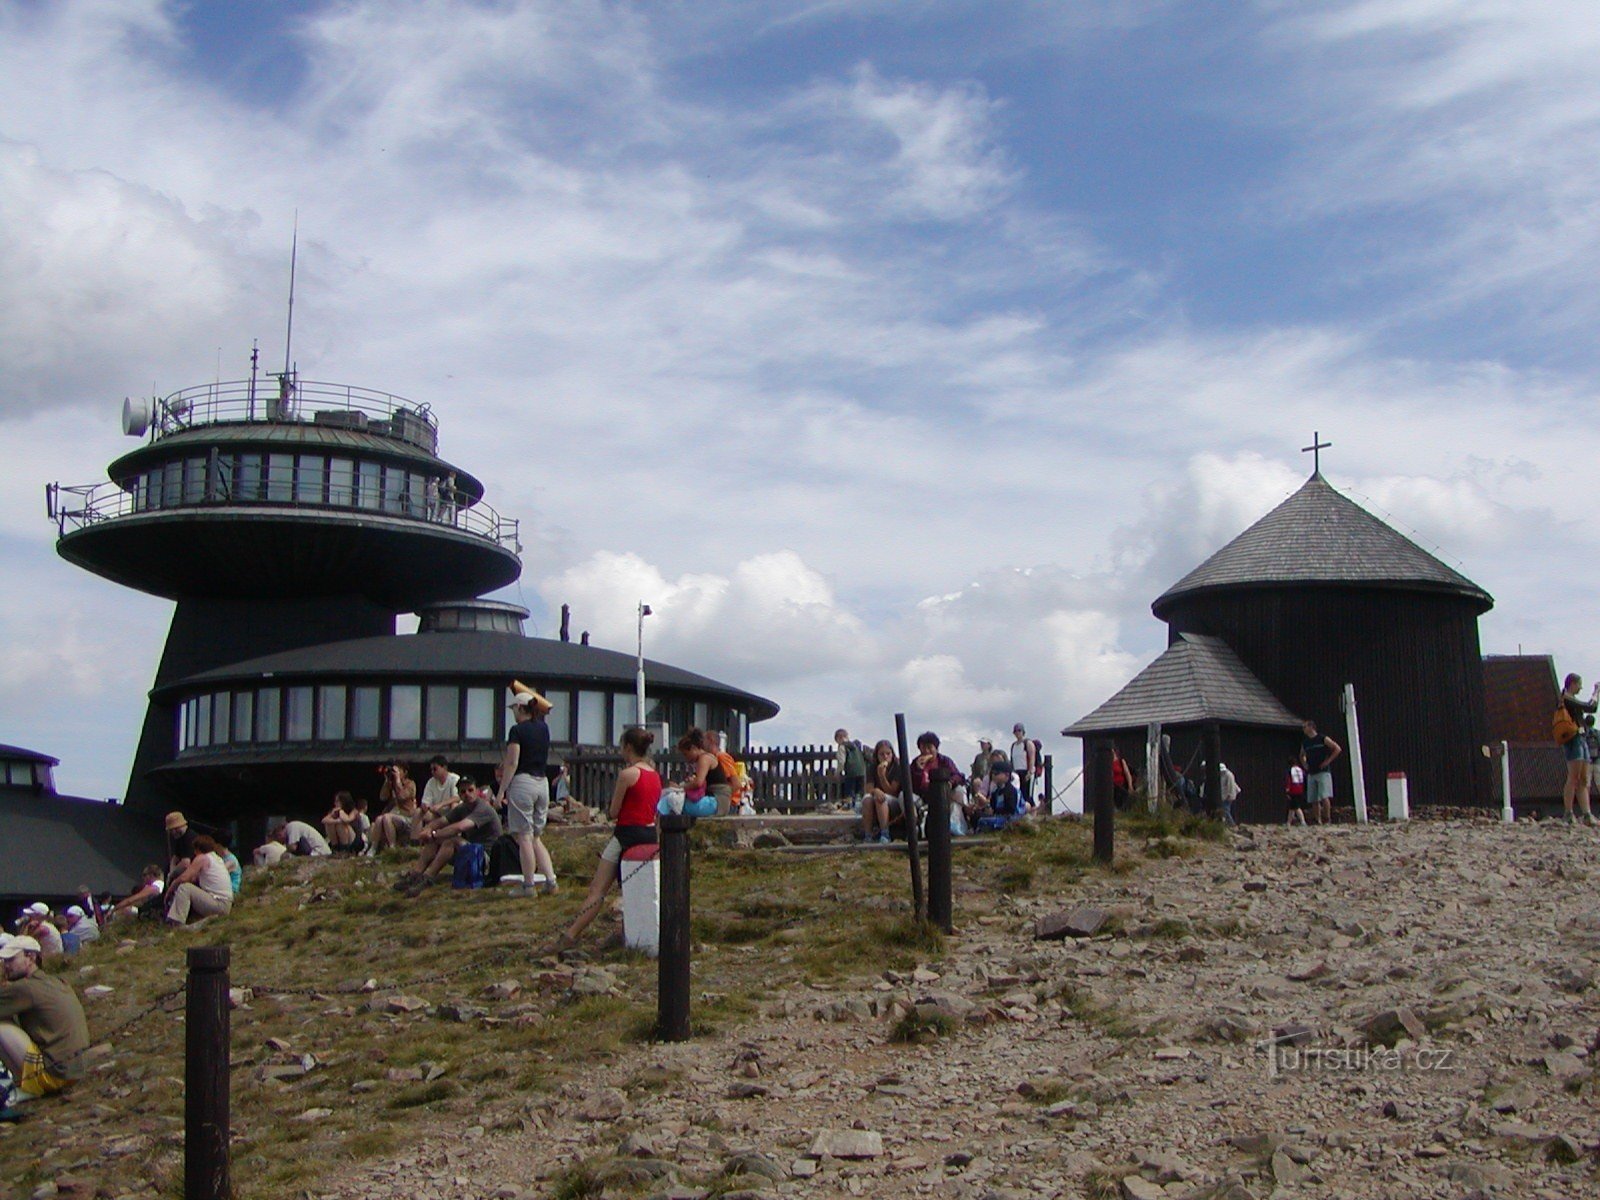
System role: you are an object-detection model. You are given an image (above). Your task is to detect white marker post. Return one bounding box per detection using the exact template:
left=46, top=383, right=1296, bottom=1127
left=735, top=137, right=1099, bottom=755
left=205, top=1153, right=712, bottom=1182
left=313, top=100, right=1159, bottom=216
left=1145, top=722, right=1161, bottom=815
left=1341, top=683, right=1369, bottom=824
left=1500, top=739, right=1514, bottom=824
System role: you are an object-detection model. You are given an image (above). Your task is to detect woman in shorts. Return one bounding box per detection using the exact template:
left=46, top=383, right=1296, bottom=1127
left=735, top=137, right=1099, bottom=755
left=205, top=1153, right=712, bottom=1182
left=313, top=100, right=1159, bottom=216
left=1559, top=673, right=1599, bottom=825
left=559, top=726, right=660, bottom=947
left=861, top=740, right=901, bottom=844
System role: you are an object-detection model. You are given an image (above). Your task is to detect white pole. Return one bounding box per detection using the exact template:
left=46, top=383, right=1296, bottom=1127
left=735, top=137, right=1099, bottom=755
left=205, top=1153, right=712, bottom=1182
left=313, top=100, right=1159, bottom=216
left=635, top=602, right=648, bottom=726
left=1342, top=683, right=1369, bottom=824
left=1145, top=721, right=1161, bottom=814
left=1500, top=739, right=1514, bottom=824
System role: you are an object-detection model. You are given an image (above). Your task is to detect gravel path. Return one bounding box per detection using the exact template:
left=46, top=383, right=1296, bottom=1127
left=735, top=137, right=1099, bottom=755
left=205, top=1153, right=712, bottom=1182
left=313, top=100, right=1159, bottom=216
left=316, top=820, right=1600, bottom=1200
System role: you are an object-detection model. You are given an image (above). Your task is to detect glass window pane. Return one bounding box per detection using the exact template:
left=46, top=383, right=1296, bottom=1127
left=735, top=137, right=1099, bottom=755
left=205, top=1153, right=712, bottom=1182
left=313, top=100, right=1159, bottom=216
left=328, top=458, right=354, bottom=507
left=143, top=466, right=162, bottom=510
left=194, top=694, right=212, bottom=747
left=577, top=690, right=607, bottom=745
left=285, top=686, right=313, bottom=741
left=212, top=692, right=231, bottom=744
left=351, top=686, right=380, bottom=739
left=296, top=455, right=325, bottom=504
left=257, top=687, right=280, bottom=741
left=545, top=689, right=571, bottom=742
left=465, top=688, right=496, bottom=740
left=237, top=455, right=263, bottom=501
left=233, top=691, right=254, bottom=743
left=381, top=466, right=405, bottom=514
left=267, top=454, right=294, bottom=502
left=613, top=692, right=634, bottom=743
left=389, top=684, right=421, bottom=740
left=357, top=461, right=381, bottom=510
left=693, top=702, right=708, bottom=733
left=163, top=462, right=184, bottom=506
left=184, top=458, right=206, bottom=504
left=425, top=685, right=459, bottom=740
left=317, top=685, right=346, bottom=740
left=178, top=702, right=190, bottom=752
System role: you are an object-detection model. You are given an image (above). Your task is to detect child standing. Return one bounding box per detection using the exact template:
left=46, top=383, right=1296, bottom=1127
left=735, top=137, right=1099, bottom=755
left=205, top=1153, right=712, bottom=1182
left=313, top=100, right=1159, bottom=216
left=1285, top=760, right=1307, bottom=826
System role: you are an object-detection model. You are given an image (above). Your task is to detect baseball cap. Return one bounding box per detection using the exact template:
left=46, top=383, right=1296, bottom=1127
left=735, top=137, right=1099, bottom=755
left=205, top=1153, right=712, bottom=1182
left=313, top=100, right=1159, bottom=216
left=66, top=906, right=86, bottom=919
left=23, top=902, right=49, bottom=917
left=0, top=935, right=41, bottom=959
left=508, top=689, right=553, bottom=714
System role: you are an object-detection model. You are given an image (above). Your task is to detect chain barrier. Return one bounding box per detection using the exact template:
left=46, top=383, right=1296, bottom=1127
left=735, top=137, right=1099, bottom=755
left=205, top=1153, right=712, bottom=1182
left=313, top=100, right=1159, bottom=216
left=44, top=982, right=187, bottom=1073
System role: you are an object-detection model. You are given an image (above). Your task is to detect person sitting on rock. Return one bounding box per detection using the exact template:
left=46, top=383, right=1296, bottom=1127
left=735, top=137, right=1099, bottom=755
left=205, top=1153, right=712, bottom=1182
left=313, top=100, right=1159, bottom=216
left=107, top=866, right=165, bottom=921
left=396, top=776, right=503, bottom=898
left=906, top=731, right=964, bottom=839
left=58, top=907, right=98, bottom=952
left=270, top=819, right=333, bottom=858
left=18, top=907, right=63, bottom=959
left=165, top=836, right=234, bottom=926
left=320, top=791, right=367, bottom=855
left=861, top=740, right=901, bottom=844
left=987, top=764, right=1025, bottom=822
left=0, top=934, right=89, bottom=1116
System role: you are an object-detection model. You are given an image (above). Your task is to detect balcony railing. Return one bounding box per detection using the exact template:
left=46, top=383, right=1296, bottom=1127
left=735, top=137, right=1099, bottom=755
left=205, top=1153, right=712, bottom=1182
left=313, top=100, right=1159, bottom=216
left=140, top=377, right=439, bottom=453
left=46, top=478, right=521, bottom=554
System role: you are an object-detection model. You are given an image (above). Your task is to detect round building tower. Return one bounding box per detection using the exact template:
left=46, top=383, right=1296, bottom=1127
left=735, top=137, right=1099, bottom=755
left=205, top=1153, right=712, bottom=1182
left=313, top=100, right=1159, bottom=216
left=49, top=366, right=521, bottom=814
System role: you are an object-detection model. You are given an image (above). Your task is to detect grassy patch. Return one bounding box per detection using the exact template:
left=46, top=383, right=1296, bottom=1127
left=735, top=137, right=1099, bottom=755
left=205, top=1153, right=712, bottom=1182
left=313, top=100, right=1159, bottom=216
left=1056, top=983, right=1143, bottom=1040
left=889, top=1010, right=956, bottom=1043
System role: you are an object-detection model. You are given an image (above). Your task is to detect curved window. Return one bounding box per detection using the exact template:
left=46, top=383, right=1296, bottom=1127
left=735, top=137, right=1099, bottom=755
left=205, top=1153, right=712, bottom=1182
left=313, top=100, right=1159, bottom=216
left=318, top=686, right=346, bottom=740
left=233, top=691, right=254, bottom=743
left=425, top=685, right=459, bottom=740
left=257, top=687, right=281, bottom=742
left=285, top=686, right=314, bottom=741
left=389, top=685, right=421, bottom=740
left=351, top=687, right=380, bottom=739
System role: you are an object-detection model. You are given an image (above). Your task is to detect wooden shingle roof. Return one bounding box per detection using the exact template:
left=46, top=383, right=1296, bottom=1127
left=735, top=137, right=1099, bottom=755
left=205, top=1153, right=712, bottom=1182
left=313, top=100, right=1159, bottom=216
left=1153, top=474, right=1493, bottom=617
left=1062, top=633, right=1303, bottom=736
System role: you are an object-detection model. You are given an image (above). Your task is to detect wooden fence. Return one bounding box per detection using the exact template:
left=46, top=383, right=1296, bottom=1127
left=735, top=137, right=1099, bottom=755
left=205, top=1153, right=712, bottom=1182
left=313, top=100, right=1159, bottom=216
left=566, top=744, right=845, bottom=814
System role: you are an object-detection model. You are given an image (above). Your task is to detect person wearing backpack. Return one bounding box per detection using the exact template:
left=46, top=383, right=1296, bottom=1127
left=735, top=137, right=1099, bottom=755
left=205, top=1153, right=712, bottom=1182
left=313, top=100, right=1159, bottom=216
left=1557, top=672, right=1600, bottom=826
left=835, top=729, right=868, bottom=808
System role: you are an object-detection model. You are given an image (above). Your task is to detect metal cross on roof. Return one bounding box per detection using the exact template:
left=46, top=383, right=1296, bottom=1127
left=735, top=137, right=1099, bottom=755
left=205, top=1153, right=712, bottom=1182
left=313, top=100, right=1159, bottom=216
left=1301, top=430, right=1332, bottom=475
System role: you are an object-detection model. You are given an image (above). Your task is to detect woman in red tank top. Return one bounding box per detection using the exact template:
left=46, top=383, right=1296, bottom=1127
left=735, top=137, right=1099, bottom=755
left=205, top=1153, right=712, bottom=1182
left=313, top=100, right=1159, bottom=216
left=559, top=726, right=660, bottom=947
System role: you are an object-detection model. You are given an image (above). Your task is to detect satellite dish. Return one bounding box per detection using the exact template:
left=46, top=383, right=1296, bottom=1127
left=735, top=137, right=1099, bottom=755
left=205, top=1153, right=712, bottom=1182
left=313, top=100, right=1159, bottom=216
left=121, top=396, right=152, bottom=437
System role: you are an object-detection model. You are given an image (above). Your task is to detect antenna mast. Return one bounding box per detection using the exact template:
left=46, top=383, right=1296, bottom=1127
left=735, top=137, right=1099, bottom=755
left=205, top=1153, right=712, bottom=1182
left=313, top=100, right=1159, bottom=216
left=283, top=211, right=298, bottom=378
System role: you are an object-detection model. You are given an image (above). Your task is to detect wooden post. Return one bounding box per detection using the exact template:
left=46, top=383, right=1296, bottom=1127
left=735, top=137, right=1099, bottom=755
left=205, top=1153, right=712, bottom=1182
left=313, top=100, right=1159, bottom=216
left=1093, top=742, right=1115, bottom=864
left=1144, top=722, right=1161, bottom=814
left=657, top=814, right=692, bottom=1042
left=184, top=945, right=231, bottom=1200
left=1342, top=683, right=1369, bottom=824
left=893, top=713, right=925, bottom=922
left=1041, top=754, right=1054, bottom=815
left=927, top=775, right=952, bottom=934
left=1203, top=724, right=1222, bottom=819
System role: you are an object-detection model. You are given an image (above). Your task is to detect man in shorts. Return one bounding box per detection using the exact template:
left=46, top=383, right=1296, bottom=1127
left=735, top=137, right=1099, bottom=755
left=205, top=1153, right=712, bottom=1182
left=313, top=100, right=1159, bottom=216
left=0, top=934, right=89, bottom=1118
left=496, top=689, right=559, bottom=897
left=1300, top=720, right=1343, bottom=826
left=399, top=778, right=503, bottom=897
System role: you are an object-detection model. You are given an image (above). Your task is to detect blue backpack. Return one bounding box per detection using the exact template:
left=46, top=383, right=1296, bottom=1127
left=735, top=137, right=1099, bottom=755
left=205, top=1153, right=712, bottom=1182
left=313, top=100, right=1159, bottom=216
left=452, top=841, right=487, bottom=889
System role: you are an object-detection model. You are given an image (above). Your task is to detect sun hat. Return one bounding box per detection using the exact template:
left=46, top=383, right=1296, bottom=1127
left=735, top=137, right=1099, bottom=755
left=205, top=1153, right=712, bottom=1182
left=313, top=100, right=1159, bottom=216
left=164, top=811, right=188, bottom=832
left=507, top=681, right=553, bottom=714
left=0, top=935, right=41, bottom=959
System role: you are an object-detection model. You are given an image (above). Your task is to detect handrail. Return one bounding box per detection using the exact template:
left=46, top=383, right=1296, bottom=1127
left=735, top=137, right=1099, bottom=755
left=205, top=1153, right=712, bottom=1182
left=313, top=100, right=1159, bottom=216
left=145, top=377, right=439, bottom=453
left=47, top=477, right=520, bottom=553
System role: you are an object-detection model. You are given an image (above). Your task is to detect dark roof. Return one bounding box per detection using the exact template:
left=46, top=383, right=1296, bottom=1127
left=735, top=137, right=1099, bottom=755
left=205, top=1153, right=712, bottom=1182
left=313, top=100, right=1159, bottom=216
left=0, top=791, right=167, bottom=900
left=0, top=744, right=58, bottom=765
left=1484, top=655, right=1559, bottom=744
left=1062, top=633, right=1303, bottom=735
left=163, top=631, right=780, bottom=720
left=1153, top=474, right=1493, bottom=617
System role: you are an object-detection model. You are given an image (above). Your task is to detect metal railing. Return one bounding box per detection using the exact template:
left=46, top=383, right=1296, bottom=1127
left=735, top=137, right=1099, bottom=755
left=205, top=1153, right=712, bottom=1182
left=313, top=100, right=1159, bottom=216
left=143, top=377, right=439, bottom=453
left=46, top=478, right=520, bottom=553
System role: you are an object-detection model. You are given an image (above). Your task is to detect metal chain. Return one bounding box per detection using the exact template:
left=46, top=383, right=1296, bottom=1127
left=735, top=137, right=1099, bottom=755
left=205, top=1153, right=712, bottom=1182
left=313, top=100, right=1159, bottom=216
left=47, top=982, right=187, bottom=1071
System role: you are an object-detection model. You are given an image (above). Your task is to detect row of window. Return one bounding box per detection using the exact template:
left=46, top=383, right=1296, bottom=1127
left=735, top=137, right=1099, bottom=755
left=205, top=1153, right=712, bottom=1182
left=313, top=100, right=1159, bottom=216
left=175, top=682, right=749, bottom=755
left=128, top=453, right=461, bottom=519
left=0, top=760, right=54, bottom=789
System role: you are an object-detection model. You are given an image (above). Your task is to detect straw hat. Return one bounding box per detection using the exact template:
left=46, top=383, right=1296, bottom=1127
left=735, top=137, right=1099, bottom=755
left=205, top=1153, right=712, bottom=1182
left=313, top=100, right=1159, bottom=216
left=164, top=811, right=188, bottom=832
left=508, top=680, right=553, bottom=714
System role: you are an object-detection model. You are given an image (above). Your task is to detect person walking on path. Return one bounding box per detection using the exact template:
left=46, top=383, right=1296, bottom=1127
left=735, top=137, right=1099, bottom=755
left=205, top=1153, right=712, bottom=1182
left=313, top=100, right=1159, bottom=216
left=558, top=726, right=661, bottom=948
left=1300, top=720, right=1343, bottom=826
left=1557, top=672, right=1600, bottom=826
left=495, top=689, right=559, bottom=896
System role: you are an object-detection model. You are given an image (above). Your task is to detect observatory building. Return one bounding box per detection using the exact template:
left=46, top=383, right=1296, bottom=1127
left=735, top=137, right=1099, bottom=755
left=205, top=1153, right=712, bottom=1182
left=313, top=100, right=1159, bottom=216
left=49, top=363, right=776, bottom=827
left=1065, top=470, right=1495, bottom=821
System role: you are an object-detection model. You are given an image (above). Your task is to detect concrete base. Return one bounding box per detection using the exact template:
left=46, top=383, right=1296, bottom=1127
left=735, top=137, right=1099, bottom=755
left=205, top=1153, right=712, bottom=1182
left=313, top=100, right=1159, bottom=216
left=620, top=845, right=661, bottom=956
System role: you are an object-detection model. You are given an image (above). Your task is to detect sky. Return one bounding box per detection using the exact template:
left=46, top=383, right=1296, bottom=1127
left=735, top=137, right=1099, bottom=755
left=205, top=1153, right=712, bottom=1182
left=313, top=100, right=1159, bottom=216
left=4, top=0, right=1599, bottom=807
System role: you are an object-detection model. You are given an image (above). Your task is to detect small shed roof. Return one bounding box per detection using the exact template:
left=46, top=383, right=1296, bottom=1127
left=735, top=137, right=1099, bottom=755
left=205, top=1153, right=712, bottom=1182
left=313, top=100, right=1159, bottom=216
left=1062, top=633, right=1303, bottom=736
left=0, top=744, right=59, bottom=765
left=0, top=791, right=167, bottom=901
left=1153, top=474, right=1492, bottom=616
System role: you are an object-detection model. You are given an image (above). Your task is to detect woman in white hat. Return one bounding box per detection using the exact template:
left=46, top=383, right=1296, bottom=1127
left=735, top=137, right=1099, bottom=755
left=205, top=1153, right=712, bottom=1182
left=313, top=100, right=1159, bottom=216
left=495, top=688, right=559, bottom=896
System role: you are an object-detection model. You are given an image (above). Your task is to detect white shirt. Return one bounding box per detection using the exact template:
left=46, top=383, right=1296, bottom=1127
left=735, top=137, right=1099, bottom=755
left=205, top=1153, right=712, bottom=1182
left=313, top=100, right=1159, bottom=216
left=1011, top=738, right=1032, bottom=773
left=282, top=821, right=332, bottom=856
left=191, top=852, right=234, bottom=899
left=421, top=773, right=459, bottom=810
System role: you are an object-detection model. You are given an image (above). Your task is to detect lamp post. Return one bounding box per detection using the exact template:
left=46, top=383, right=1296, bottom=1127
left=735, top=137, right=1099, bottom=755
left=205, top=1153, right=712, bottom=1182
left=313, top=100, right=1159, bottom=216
left=635, top=602, right=653, bottom=726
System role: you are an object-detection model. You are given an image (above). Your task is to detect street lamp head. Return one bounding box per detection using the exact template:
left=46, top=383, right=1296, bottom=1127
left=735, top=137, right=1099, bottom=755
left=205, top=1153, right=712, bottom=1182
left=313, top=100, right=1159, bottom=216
left=641, top=603, right=653, bottom=617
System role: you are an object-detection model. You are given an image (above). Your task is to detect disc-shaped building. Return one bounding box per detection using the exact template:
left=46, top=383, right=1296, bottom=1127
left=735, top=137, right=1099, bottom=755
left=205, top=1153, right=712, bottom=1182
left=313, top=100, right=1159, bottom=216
left=1066, top=471, right=1494, bottom=821
left=49, top=366, right=776, bottom=832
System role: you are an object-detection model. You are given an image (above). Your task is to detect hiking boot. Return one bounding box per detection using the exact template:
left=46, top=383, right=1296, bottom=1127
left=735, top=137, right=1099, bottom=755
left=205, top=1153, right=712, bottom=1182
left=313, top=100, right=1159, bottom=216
left=392, top=872, right=421, bottom=892
left=540, top=879, right=559, bottom=897
left=402, top=875, right=434, bottom=899
left=876, top=831, right=891, bottom=844
left=1566, top=812, right=1577, bottom=826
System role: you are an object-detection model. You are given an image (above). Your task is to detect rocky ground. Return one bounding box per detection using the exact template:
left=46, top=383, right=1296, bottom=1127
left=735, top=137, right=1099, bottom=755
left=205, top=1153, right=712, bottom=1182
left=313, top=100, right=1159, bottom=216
left=299, top=818, right=1600, bottom=1200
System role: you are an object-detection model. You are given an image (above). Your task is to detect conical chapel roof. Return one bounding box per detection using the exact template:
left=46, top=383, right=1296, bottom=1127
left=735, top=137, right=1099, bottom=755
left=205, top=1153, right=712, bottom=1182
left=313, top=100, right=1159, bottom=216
left=1152, top=473, right=1493, bottom=618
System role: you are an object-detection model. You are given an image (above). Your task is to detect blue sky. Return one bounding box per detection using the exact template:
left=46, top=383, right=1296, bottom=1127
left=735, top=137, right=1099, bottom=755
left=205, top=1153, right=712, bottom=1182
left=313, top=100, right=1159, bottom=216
left=3, top=0, right=1598, bottom=804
